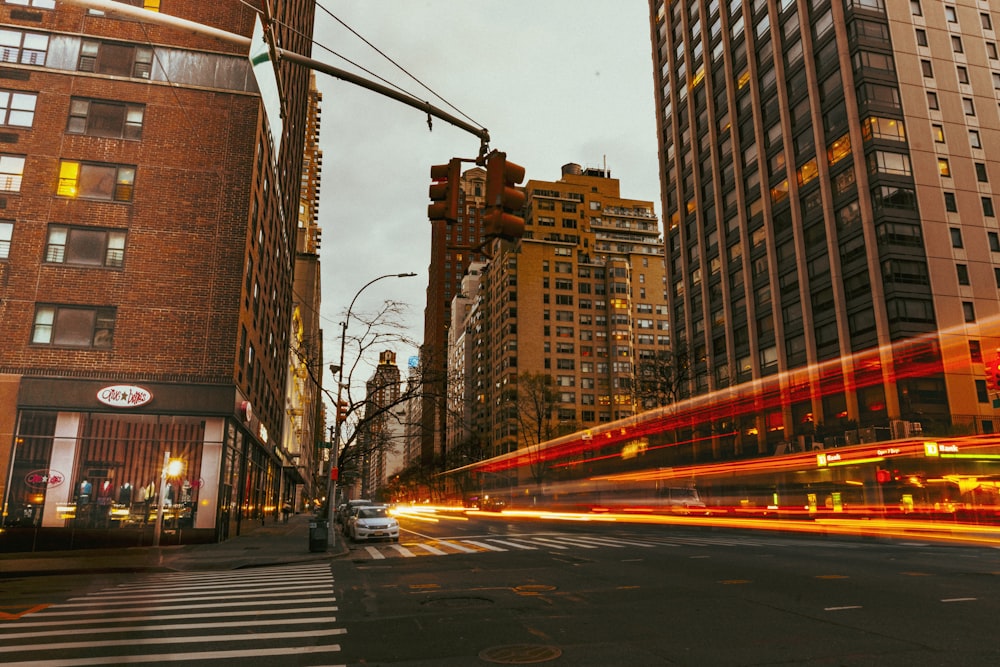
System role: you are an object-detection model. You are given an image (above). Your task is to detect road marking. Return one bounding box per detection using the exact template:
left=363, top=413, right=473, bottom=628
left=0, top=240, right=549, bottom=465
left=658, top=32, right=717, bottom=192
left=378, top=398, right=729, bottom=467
left=0, top=645, right=343, bottom=667
left=461, top=540, right=507, bottom=551
left=941, top=597, right=977, bottom=603
left=0, top=605, right=49, bottom=621
left=522, top=537, right=570, bottom=549
left=388, top=544, right=416, bottom=557
left=365, top=546, right=385, bottom=559
left=415, top=543, right=449, bottom=555
left=0, top=629, right=346, bottom=654
left=824, top=606, right=863, bottom=611
left=438, top=540, right=479, bottom=553
left=487, top=539, right=538, bottom=550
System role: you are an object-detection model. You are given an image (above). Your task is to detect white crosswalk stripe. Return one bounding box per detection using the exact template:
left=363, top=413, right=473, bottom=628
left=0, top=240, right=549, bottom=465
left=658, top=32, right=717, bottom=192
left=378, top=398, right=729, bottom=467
left=348, top=531, right=874, bottom=560
left=0, top=563, right=345, bottom=666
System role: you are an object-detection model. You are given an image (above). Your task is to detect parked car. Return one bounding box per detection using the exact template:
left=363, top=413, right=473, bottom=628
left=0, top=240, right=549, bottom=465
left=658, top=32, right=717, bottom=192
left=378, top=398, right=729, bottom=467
left=337, top=499, right=373, bottom=525
left=480, top=496, right=507, bottom=512
left=347, top=505, right=399, bottom=542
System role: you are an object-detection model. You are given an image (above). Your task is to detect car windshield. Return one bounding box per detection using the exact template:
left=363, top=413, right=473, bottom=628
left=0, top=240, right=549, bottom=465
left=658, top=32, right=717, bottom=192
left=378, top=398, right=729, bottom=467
left=358, top=508, right=387, bottom=519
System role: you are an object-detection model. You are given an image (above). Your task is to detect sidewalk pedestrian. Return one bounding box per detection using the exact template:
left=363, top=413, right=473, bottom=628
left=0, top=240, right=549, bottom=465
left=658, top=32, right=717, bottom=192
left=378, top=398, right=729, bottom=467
left=281, top=501, right=292, bottom=523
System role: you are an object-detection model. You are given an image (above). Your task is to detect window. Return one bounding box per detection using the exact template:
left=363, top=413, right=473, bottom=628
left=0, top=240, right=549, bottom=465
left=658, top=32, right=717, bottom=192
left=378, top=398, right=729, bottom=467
left=0, top=154, right=25, bottom=192
left=67, top=99, right=144, bottom=140
left=932, top=124, right=945, bottom=143
left=945, top=6, right=957, bottom=23
left=963, top=301, right=976, bottom=323
left=983, top=196, right=995, bottom=217
left=927, top=91, right=939, bottom=110
left=0, top=28, right=48, bottom=65
left=57, top=161, right=135, bottom=201
left=951, top=227, right=963, bottom=248
left=996, top=267, right=1000, bottom=288
left=78, top=40, right=153, bottom=79
left=952, top=36, right=964, bottom=53
left=910, top=0, right=921, bottom=16
left=957, top=264, right=970, bottom=285
left=990, top=42, right=1000, bottom=60
left=976, top=162, right=988, bottom=182
left=4, top=0, right=56, bottom=7
left=32, top=305, right=115, bottom=348
left=915, top=29, right=927, bottom=47
left=869, top=150, right=911, bottom=176
left=957, top=66, right=970, bottom=85
left=938, top=158, right=951, bottom=177
left=0, top=89, right=36, bottom=127
left=0, top=219, right=11, bottom=259
left=963, top=97, right=976, bottom=116
left=983, top=13, right=993, bottom=31
left=944, top=192, right=957, bottom=212
left=970, top=129, right=982, bottom=149
left=920, top=59, right=933, bottom=77
left=990, top=231, right=1000, bottom=252
left=45, top=225, right=126, bottom=267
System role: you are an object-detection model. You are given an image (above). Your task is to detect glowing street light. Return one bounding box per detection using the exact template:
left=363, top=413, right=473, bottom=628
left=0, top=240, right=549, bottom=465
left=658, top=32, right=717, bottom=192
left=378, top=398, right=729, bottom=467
left=153, top=452, right=185, bottom=546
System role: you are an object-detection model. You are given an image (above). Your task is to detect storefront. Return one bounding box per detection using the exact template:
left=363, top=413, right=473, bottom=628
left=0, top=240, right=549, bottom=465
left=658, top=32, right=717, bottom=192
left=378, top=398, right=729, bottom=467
left=1, top=377, right=284, bottom=550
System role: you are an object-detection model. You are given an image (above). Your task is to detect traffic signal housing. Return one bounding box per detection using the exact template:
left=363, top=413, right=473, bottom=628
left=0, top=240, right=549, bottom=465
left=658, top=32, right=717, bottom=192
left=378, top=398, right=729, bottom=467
left=428, top=158, right=462, bottom=224
left=484, top=151, right=526, bottom=241
left=985, top=349, right=1000, bottom=394
left=336, top=400, right=349, bottom=425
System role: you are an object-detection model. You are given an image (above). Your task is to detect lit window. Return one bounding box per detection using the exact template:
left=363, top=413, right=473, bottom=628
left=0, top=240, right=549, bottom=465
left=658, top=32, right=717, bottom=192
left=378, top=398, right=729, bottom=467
left=0, top=153, right=25, bottom=192
left=32, top=305, right=115, bottom=348
left=932, top=124, right=945, bottom=143
left=0, top=89, right=36, bottom=127
left=57, top=160, right=136, bottom=201
left=938, top=158, right=951, bottom=177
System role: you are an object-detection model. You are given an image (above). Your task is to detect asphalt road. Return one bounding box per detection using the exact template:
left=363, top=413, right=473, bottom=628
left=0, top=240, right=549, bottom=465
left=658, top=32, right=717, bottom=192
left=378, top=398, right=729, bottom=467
left=333, top=512, right=1000, bottom=666
left=1, top=513, right=998, bottom=666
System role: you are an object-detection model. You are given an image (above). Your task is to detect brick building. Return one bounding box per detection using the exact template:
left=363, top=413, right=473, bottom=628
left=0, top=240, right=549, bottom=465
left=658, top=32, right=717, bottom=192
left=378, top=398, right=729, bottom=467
left=0, top=1, right=316, bottom=546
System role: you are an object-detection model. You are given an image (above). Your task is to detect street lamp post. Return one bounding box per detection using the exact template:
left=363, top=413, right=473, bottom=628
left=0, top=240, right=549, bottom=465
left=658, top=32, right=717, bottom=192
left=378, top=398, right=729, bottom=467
left=327, top=272, right=417, bottom=527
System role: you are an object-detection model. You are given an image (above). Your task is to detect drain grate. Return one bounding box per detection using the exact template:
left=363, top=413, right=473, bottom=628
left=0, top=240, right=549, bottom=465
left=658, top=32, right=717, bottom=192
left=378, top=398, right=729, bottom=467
left=478, top=644, right=562, bottom=664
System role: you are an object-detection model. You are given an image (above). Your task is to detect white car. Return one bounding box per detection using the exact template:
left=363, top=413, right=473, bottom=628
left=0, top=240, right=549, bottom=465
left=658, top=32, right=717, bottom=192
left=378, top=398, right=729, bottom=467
left=348, top=505, right=399, bottom=542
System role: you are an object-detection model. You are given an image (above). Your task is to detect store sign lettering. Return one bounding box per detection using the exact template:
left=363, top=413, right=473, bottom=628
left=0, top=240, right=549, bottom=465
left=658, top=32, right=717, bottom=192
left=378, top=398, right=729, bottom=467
left=97, top=385, right=152, bottom=408
left=25, top=469, right=64, bottom=489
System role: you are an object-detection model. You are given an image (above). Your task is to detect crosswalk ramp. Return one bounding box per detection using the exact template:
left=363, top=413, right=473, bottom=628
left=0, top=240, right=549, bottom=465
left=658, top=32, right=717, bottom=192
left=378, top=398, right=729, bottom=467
left=350, top=531, right=865, bottom=559
left=0, top=563, right=344, bottom=666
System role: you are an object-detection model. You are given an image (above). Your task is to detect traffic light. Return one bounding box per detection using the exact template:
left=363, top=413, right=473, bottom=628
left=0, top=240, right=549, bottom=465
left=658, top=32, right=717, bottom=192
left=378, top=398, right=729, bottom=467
left=985, top=349, right=1000, bottom=393
left=483, top=151, right=526, bottom=241
left=336, top=400, right=349, bottom=425
left=875, top=468, right=891, bottom=484
left=428, top=158, right=462, bottom=224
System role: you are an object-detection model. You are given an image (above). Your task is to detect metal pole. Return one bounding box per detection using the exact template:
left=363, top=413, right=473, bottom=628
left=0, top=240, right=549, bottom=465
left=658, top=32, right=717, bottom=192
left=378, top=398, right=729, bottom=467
left=152, top=450, right=169, bottom=547
left=326, top=272, right=416, bottom=525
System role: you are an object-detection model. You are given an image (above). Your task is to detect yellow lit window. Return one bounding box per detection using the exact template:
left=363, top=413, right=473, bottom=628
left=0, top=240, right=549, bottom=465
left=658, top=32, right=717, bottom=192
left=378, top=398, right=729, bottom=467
left=770, top=179, right=789, bottom=203
left=797, top=158, right=818, bottom=186
left=611, top=298, right=628, bottom=309
left=827, top=133, right=851, bottom=166
left=57, top=161, right=79, bottom=197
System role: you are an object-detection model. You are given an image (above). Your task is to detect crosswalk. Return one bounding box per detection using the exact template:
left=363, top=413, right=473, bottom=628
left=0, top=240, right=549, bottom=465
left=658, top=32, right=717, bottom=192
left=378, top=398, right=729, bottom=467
left=350, top=531, right=867, bottom=560
left=0, top=563, right=344, bottom=666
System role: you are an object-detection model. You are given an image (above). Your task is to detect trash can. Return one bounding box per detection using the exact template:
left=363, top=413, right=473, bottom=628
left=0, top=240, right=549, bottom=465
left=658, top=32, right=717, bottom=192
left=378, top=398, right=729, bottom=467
left=308, top=519, right=329, bottom=552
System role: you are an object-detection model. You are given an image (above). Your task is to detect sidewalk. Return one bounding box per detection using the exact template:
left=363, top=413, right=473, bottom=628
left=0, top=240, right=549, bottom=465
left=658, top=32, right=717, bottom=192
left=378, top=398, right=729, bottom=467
left=0, top=513, right=349, bottom=576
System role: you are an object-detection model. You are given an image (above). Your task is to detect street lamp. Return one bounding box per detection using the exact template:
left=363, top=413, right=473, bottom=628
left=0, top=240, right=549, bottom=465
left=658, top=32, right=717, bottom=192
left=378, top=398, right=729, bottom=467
left=327, top=272, right=417, bottom=526
left=153, top=453, right=184, bottom=547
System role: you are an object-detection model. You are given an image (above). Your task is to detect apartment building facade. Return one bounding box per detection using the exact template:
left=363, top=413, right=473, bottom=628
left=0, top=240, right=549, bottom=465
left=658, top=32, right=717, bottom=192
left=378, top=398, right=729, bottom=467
left=0, top=1, right=315, bottom=546
left=649, top=0, right=1000, bottom=453
left=461, top=163, right=665, bottom=459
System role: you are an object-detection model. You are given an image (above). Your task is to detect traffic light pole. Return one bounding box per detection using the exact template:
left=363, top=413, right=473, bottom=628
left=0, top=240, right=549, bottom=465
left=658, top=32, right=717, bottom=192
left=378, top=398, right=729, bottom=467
left=61, top=0, right=491, bottom=152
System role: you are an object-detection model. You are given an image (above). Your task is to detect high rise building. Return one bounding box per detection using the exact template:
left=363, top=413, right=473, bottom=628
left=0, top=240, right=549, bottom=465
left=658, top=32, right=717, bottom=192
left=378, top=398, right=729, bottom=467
left=460, top=163, right=665, bottom=459
left=419, top=166, right=487, bottom=469
left=649, top=0, right=1000, bottom=453
left=359, top=350, right=402, bottom=497
left=0, top=1, right=316, bottom=546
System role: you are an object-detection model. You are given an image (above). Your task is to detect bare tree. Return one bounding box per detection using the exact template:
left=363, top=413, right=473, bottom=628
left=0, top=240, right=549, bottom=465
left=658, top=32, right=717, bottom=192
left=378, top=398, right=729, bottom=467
left=634, top=346, right=693, bottom=408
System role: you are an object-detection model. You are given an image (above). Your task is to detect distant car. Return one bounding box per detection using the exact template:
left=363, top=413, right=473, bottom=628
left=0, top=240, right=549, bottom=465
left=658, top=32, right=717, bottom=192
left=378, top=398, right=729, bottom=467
left=480, top=497, right=506, bottom=512
left=348, top=505, right=399, bottom=542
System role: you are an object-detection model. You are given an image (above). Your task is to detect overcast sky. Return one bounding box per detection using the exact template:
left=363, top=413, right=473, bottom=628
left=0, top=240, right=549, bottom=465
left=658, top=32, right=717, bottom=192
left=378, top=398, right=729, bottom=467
left=310, top=1, right=661, bottom=393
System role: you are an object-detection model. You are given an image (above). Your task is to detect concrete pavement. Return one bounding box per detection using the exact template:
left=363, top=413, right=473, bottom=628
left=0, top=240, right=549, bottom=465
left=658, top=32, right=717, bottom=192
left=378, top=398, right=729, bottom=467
left=0, top=512, right=348, bottom=576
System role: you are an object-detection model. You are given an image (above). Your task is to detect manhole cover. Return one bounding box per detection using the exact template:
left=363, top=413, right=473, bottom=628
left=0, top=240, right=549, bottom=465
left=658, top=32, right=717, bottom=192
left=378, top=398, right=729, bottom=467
left=421, top=596, right=494, bottom=608
left=479, top=644, right=562, bottom=664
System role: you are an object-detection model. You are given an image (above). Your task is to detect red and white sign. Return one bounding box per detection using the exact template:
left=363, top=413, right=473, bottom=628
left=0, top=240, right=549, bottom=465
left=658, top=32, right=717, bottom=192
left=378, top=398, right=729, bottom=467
left=24, top=469, right=64, bottom=489
left=97, top=385, right=152, bottom=408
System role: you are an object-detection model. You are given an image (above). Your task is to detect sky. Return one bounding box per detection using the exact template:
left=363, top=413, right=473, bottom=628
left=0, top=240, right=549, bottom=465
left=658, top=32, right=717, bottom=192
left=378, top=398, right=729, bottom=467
left=309, top=2, right=662, bottom=395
